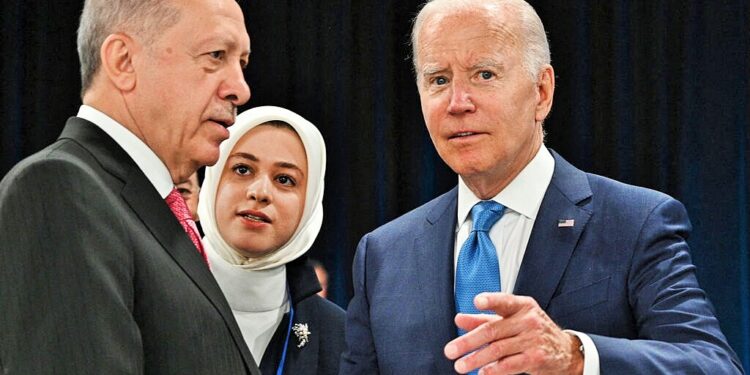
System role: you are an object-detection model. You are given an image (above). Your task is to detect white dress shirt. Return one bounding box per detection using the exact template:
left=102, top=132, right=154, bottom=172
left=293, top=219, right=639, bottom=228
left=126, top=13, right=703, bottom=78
left=77, top=105, right=174, bottom=198
left=453, top=145, right=600, bottom=375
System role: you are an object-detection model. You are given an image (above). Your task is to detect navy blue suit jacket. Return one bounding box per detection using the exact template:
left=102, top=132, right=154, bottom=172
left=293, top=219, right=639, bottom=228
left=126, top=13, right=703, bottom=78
left=259, top=256, right=345, bottom=375
left=341, top=150, right=743, bottom=374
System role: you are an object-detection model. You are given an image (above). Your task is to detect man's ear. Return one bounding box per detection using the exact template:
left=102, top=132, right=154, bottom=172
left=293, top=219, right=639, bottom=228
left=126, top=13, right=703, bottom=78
left=99, top=32, right=138, bottom=92
left=534, top=65, right=555, bottom=122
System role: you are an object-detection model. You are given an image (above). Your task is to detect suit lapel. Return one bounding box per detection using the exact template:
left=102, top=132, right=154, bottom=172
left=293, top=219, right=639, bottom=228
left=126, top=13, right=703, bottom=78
left=61, top=118, right=260, bottom=374
left=282, top=306, right=318, bottom=374
left=281, top=257, right=320, bottom=373
left=414, top=188, right=460, bottom=372
left=513, top=151, right=593, bottom=310
left=120, top=169, right=233, bottom=319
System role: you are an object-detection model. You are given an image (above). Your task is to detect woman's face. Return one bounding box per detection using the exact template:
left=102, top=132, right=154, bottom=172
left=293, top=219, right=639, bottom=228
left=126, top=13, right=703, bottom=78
left=215, top=124, right=308, bottom=257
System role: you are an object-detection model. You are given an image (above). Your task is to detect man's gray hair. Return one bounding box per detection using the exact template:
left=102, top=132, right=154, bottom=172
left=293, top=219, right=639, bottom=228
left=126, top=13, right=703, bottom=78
left=76, top=0, right=182, bottom=95
left=411, top=0, right=550, bottom=81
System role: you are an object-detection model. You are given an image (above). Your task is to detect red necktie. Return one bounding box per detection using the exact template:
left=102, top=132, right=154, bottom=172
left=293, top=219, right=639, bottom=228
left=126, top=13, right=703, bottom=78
left=165, top=188, right=209, bottom=266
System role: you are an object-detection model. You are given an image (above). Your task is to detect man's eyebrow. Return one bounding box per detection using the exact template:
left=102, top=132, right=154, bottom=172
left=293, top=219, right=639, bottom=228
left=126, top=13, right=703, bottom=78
left=195, top=33, right=248, bottom=53
left=421, top=64, right=445, bottom=76
left=471, top=59, right=504, bottom=70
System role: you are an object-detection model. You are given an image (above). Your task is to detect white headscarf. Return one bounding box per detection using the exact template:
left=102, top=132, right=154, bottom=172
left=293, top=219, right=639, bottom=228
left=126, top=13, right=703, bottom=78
left=198, top=106, right=326, bottom=270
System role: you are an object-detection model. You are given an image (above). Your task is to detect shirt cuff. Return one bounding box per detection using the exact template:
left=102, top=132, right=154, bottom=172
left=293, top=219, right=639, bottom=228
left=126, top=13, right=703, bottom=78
left=564, top=330, right=600, bottom=375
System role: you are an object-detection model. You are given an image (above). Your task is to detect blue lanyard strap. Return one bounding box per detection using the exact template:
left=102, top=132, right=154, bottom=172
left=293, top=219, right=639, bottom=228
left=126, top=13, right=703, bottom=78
left=276, top=302, right=295, bottom=375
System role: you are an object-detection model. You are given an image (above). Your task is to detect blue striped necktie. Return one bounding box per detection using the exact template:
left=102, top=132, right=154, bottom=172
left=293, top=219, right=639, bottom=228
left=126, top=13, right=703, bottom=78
left=455, top=200, right=505, bottom=339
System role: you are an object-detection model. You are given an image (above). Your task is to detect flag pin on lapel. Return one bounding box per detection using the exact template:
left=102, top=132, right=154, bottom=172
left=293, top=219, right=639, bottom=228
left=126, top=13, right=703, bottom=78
left=558, top=219, right=575, bottom=227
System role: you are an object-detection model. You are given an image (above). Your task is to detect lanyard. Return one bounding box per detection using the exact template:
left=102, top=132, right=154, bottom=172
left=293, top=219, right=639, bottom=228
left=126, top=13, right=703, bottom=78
left=276, top=302, right=295, bottom=375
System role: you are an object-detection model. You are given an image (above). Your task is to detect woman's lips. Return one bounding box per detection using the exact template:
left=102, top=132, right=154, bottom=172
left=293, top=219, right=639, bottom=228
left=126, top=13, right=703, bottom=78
left=237, top=210, right=271, bottom=229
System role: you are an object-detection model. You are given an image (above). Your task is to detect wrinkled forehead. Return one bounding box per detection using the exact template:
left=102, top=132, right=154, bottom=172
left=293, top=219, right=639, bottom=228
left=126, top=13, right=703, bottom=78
left=415, top=6, right=521, bottom=67
left=180, top=0, right=244, bottom=19
left=178, top=0, right=250, bottom=46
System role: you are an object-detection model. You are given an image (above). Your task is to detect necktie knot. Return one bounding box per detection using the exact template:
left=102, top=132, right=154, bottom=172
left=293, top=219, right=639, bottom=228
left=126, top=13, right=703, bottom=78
left=470, top=200, right=505, bottom=232
left=166, top=188, right=192, bottom=222
left=166, top=188, right=209, bottom=266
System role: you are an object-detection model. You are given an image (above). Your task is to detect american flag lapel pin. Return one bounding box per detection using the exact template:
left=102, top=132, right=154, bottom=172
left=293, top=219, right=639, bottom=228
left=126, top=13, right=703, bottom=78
left=558, top=219, right=575, bottom=227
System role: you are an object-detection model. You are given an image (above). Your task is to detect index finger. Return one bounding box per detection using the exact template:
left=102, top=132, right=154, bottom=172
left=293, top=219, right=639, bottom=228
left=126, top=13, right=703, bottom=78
left=454, top=313, right=499, bottom=333
left=444, top=313, right=521, bottom=360
left=474, top=292, right=537, bottom=316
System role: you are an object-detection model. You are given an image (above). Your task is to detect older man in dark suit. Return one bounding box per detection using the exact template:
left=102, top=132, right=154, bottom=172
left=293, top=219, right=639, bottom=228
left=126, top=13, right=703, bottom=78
left=341, top=0, right=744, bottom=374
left=0, top=0, right=260, bottom=373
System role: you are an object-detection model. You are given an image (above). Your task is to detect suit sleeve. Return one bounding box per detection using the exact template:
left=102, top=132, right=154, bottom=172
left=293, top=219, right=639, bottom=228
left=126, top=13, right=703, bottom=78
left=0, top=158, right=143, bottom=374
left=339, top=233, right=381, bottom=374
left=589, top=197, right=744, bottom=374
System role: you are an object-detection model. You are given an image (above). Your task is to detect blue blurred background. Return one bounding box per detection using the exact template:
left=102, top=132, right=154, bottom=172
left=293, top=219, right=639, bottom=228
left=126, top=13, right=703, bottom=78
left=1, top=1, right=747, bottom=368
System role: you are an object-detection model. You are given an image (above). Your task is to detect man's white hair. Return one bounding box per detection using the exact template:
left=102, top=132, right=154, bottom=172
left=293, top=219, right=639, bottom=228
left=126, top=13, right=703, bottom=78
left=411, top=0, right=550, bottom=81
left=76, top=0, right=182, bottom=95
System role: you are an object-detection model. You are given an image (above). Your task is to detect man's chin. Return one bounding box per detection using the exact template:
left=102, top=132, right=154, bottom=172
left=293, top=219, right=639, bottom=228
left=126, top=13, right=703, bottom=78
left=202, top=158, right=220, bottom=167
left=446, top=159, right=485, bottom=176
left=195, top=149, right=221, bottom=167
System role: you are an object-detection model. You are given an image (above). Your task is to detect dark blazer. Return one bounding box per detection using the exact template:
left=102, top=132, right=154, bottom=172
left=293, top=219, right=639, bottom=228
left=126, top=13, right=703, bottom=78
left=0, top=118, right=260, bottom=374
left=260, top=257, right=346, bottom=375
left=341, top=150, right=743, bottom=374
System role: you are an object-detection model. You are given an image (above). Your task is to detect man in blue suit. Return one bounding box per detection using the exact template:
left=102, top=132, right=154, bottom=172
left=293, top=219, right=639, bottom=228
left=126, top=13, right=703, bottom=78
left=340, top=0, right=744, bottom=374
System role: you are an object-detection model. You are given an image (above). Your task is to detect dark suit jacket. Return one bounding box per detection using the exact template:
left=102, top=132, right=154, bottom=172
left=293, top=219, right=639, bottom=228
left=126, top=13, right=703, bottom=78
left=341, top=150, right=743, bottom=374
left=0, top=117, right=261, bottom=374
left=259, top=256, right=346, bottom=375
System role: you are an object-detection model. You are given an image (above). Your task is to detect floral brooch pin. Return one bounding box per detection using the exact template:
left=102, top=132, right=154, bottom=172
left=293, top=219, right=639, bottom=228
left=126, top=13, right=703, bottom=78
left=292, top=323, right=311, bottom=348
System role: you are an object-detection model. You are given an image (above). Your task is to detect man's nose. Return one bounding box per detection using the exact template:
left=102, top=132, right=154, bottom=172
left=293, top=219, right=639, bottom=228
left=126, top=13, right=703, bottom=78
left=446, top=81, right=476, bottom=114
left=219, top=63, right=251, bottom=107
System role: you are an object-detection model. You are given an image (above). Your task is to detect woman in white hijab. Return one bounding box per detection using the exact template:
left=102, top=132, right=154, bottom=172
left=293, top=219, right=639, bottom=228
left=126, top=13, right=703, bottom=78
left=198, top=106, right=344, bottom=375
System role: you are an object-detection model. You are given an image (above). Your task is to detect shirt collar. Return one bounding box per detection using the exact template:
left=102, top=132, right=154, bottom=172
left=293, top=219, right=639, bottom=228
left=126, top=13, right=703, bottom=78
left=77, top=105, right=174, bottom=198
left=457, top=144, right=555, bottom=228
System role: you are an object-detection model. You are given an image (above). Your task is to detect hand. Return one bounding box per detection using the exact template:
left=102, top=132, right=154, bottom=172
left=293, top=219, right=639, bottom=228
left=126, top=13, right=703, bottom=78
left=444, top=292, right=584, bottom=375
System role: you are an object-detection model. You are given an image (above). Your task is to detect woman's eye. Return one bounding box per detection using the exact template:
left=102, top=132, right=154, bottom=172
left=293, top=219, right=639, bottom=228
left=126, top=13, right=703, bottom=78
left=233, top=165, right=251, bottom=175
left=277, top=175, right=296, bottom=186
left=479, top=71, right=494, bottom=80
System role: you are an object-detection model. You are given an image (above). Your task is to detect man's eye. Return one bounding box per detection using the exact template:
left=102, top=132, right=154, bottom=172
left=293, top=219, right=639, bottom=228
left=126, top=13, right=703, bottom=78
left=209, top=51, right=225, bottom=60
left=480, top=71, right=494, bottom=80
left=435, top=77, right=448, bottom=85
